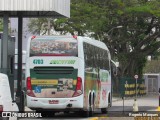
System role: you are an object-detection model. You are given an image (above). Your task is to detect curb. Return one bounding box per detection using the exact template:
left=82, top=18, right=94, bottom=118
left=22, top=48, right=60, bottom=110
left=112, top=98, right=122, bottom=102
left=89, top=117, right=107, bottom=120
left=156, top=106, right=160, bottom=111
left=112, top=97, right=140, bottom=102
left=89, top=117, right=99, bottom=120
left=25, top=106, right=32, bottom=111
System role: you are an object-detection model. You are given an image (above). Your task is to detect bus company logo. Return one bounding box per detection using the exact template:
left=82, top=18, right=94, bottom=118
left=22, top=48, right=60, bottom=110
left=2, top=112, right=11, bottom=117
left=50, top=60, right=76, bottom=64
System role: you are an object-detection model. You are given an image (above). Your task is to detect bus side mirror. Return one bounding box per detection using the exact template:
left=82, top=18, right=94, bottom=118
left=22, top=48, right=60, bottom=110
left=111, top=60, right=118, bottom=76
left=113, top=67, right=117, bottom=76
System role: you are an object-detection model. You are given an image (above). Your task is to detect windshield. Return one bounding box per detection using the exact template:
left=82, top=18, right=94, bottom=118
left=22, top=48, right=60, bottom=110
left=30, top=37, right=78, bottom=56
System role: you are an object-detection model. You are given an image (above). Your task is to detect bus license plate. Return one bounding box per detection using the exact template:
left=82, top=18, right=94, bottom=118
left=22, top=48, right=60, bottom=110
left=49, top=100, right=59, bottom=104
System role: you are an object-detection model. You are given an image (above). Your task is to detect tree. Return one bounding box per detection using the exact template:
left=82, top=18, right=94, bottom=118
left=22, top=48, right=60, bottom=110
left=54, top=0, right=107, bottom=37
left=55, top=0, right=160, bottom=78
left=144, top=59, right=160, bottom=73
left=0, top=18, right=3, bottom=32
left=28, top=0, right=106, bottom=36
left=27, top=0, right=160, bottom=79
left=28, top=18, right=61, bottom=35
left=105, top=0, right=160, bottom=78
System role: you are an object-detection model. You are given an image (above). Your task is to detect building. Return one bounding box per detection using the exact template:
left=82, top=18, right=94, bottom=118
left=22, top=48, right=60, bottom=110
left=143, top=73, right=160, bottom=94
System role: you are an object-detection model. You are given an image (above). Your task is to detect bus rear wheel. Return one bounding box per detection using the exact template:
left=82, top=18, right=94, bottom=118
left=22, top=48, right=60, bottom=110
left=82, top=94, right=94, bottom=117
left=81, top=106, right=93, bottom=117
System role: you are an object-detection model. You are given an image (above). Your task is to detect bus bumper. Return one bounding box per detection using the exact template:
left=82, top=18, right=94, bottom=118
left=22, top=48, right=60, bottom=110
left=26, top=95, right=83, bottom=110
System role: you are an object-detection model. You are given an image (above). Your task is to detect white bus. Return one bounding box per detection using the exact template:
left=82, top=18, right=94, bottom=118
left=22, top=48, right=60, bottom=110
left=25, top=36, right=112, bottom=117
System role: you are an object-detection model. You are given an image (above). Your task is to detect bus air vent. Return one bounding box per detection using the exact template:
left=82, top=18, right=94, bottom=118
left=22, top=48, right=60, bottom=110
left=33, top=67, right=74, bottom=74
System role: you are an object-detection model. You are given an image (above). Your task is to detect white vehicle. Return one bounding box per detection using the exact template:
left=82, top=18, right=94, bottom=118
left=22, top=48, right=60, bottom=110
left=0, top=73, right=19, bottom=120
left=26, top=36, right=112, bottom=117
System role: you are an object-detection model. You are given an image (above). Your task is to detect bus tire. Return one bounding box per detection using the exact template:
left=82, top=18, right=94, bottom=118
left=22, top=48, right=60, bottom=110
left=82, top=110, right=90, bottom=117
left=108, top=94, right=111, bottom=107
left=81, top=105, right=93, bottom=117
left=64, top=111, right=70, bottom=114
left=90, top=93, right=95, bottom=116
left=82, top=93, right=94, bottom=117
left=101, top=107, right=108, bottom=114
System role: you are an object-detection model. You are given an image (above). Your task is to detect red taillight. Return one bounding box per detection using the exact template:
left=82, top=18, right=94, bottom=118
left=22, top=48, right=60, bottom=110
left=0, top=105, right=3, bottom=112
left=27, top=77, right=31, bottom=90
left=31, top=36, right=36, bottom=40
left=26, top=77, right=35, bottom=97
left=73, top=77, right=83, bottom=97
left=76, top=77, right=82, bottom=90
left=73, top=35, right=77, bottom=39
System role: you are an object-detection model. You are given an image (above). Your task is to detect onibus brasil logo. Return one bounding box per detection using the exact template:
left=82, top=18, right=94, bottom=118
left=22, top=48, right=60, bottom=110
left=2, top=112, right=42, bottom=118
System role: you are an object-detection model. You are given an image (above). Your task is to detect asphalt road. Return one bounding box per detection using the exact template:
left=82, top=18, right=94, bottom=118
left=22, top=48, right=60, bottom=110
left=18, top=94, right=159, bottom=120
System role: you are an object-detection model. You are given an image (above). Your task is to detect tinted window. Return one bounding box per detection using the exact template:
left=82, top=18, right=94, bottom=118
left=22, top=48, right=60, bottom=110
left=83, top=42, right=110, bottom=70
left=30, top=37, right=78, bottom=57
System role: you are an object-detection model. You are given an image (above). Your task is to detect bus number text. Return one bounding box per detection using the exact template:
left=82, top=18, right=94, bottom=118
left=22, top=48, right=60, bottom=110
left=33, top=59, right=43, bottom=64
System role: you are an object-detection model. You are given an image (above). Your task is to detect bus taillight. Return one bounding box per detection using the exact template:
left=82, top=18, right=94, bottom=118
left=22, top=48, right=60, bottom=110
left=26, top=77, right=35, bottom=97
left=73, top=35, right=77, bottom=39
left=31, top=36, right=36, bottom=40
left=27, top=77, right=31, bottom=90
left=73, top=77, right=82, bottom=97
left=0, top=105, right=3, bottom=112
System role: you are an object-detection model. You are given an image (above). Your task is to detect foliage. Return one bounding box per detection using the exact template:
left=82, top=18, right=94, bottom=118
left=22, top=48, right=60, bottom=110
left=55, top=0, right=106, bottom=36
left=97, top=0, right=160, bottom=78
left=0, top=19, right=3, bottom=32
left=28, top=18, right=54, bottom=35
left=144, top=59, right=160, bottom=73
left=27, top=0, right=160, bottom=78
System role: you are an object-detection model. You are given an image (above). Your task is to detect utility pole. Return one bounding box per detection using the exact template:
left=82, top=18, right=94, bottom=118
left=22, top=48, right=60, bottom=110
left=133, top=75, right=139, bottom=112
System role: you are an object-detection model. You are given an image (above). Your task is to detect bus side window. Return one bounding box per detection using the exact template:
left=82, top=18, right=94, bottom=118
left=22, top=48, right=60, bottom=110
left=88, top=44, right=94, bottom=69
left=84, top=43, right=90, bottom=70
left=83, top=43, right=87, bottom=67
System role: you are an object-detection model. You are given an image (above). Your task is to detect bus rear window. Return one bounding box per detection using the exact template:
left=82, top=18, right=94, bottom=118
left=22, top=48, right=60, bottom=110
left=30, top=38, right=78, bottom=57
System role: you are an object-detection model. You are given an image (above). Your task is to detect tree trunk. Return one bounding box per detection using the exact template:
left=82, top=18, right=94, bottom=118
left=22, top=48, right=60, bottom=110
left=117, top=53, right=146, bottom=78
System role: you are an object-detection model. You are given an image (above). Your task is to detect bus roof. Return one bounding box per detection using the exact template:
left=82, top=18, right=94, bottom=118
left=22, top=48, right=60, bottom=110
left=30, top=35, right=109, bottom=51
left=78, top=36, right=109, bottom=51
left=31, top=35, right=74, bottom=40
